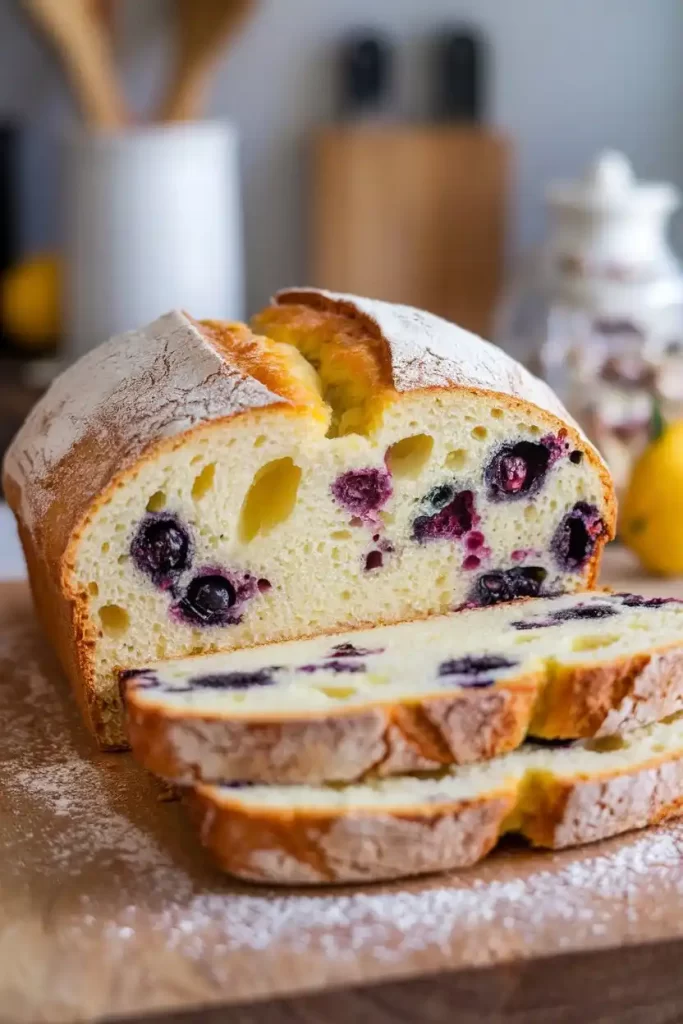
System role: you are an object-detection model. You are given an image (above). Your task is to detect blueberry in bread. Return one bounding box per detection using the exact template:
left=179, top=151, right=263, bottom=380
left=3, top=289, right=615, bottom=749
left=123, top=590, right=683, bottom=784
left=188, top=714, right=683, bottom=884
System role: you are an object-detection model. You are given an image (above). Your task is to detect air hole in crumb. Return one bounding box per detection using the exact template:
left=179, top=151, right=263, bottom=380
left=99, top=604, right=130, bottom=637
left=524, top=506, right=537, bottom=521
left=254, top=435, right=267, bottom=448
left=117, top=554, right=127, bottom=565
left=584, top=735, right=628, bottom=752
left=652, top=743, right=666, bottom=753
left=316, top=686, right=357, bottom=699
left=572, top=634, right=620, bottom=652
left=88, top=582, right=99, bottom=596
left=257, top=578, right=272, bottom=592
left=192, top=462, right=216, bottom=501
left=529, top=425, right=541, bottom=436
left=514, top=634, right=540, bottom=644
left=190, top=454, right=204, bottom=465
left=146, top=490, right=167, bottom=512
left=331, top=529, right=352, bottom=540
left=341, top=590, right=351, bottom=600
left=101, top=542, right=110, bottom=553
left=386, top=433, right=434, bottom=478
left=445, top=448, right=467, bottom=470
left=239, top=457, right=302, bottom=542
left=491, top=408, right=504, bottom=420
left=471, top=426, right=488, bottom=441
left=155, top=641, right=167, bottom=658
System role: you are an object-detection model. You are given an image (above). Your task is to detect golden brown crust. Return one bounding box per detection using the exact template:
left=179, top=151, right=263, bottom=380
left=530, top=642, right=683, bottom=739
left=124, top=646, right=683, bottom=785
left=125, top=680, right=540, bottom=785
left=187, top=788, right=516, bottom=885
left=187, top=745, right=683, bottom=885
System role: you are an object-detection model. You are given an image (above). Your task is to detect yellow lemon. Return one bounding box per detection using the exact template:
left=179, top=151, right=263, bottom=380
left=621, top=420, right=683, bottom=575
left=1, top=253, right=61, bottom=348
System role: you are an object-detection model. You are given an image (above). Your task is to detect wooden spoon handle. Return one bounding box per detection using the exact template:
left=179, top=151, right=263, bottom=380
left=24, top=0, right=127, bottom=129
left=159, top=0, right=255, bottom=123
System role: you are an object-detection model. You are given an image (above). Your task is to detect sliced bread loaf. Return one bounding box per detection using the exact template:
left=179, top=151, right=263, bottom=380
left=188, top=714, right=683, bottom=884
left=3, top=290, right=614, bottom=749
left=124, top=590, right=683, bottom=784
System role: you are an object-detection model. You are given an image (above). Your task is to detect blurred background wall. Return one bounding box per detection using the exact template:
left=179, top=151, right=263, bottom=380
left=1, top=0, right=682, bottom=315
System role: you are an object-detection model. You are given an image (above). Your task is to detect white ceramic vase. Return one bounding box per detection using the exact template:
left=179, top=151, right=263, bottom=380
left=64, top=121, right=243, bottom=361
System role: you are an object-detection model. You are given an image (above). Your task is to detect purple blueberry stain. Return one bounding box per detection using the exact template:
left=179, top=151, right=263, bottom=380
left=189, top=669, right=276, bottom=690
left=331, top=468, right=392, bottom=525
left=613, top=593, right=683, bottom=609
left=466, top=531, right=485, bottom=551
left=413, top=488, right=476, bottom=543
left=298, top=660, right=368, bottom=674
left=541, top=430, right=572, bottom=465
left=511, top=603, right=619, bottom=630
left=329, top=642, right=383, bottom=658
left=552, top=502, right=607, bottom=572
left=473, top=566, right=548, bottom=607
left=131, top=513, right=191, bottom=588
left=119, top=668, right=159, bottom=700
left=438, top=653, right=518, bottom=689
left=463, top=554, right=481, bottom=571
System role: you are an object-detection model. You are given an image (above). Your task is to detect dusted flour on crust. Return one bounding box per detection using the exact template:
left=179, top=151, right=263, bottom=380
left=276, top=288, right=587, bottom=425
left=189, top=714, right=683, bottom=885
left=3, top=292, right=615, bottom=749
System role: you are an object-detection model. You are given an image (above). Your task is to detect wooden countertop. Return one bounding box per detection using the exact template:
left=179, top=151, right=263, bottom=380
left=2, top=547, right=683, bottom=1024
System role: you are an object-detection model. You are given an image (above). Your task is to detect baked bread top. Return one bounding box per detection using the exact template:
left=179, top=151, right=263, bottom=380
left=3, top=289, right=614, bottom=576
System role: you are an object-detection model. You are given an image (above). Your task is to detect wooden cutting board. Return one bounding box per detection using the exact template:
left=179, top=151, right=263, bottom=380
left=3, top=548, right=683, bottom=1024
left=310, top=126, right=509, bottom=337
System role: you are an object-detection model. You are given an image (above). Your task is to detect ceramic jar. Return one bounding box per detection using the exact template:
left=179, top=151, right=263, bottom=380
left=497, top=151, right=683, bottom=493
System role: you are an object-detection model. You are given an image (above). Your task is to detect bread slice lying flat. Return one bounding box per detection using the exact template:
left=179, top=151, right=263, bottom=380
left=188, top=714, right=683, bottom=885
left=124, top=590, right=683, bottom=784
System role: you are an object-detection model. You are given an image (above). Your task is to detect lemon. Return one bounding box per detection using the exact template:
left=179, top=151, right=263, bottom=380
left=621, top=420, right=683, bottom=575
left=1, top=253, right=61, bottom=348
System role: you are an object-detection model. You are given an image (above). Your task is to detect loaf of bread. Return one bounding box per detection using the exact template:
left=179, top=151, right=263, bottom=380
left=188, top=714, right=683, bottom=884
left=123, top=589, right=683, bottom=784
left=3, top=289, right=614, bottom=749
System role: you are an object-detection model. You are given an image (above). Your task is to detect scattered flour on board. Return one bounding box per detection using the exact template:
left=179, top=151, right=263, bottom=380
left=4, top=613, right=683, bottom=981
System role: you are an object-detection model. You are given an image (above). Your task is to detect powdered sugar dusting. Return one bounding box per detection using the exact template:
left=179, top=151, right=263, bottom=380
left=3, top=311, right=284, bottom=538
left=5, top=597, right=683, bottom=1021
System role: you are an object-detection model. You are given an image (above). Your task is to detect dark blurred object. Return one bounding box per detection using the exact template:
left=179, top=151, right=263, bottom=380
left=339, top=33, right=392, bottom=117
left=0, top=124, right=20, bottom=285
left=0, top=360, right=43, bottom=499
left=433, top=29, right=484, bottom=122
left=158, top=0, right=256, bottom=122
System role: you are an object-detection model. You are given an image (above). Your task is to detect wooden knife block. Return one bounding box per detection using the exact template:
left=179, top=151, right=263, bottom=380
left=311, top=126, right=509, bottom=337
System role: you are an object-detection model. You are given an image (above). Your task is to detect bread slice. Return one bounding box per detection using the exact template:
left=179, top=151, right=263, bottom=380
left=3, top=290, right=614, bottom=748
left=188, top=714, right=683, bottom=884
left=124, top=590, right=683, bottom=784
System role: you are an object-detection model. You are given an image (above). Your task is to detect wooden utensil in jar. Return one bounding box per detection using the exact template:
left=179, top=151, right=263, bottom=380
left=23, top=0, right=126, bottom=129
left=158, top=0, right=255, bottom=122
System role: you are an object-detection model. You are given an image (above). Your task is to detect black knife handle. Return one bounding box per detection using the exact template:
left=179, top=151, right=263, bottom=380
left=434, top=29, right=484, bottom=122
left=340, top=33, right=393, bottom=116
